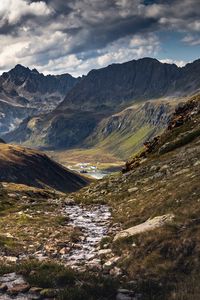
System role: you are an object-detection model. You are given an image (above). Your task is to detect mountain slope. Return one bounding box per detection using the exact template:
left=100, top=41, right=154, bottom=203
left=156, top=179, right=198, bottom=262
left=0, top=143, right=89, bottom=192
left=58, top=57, right=180, bottom=111
left=72, top=94, right=200, bottom=299
left=85, top=100, right=176, bottom=159
left=0, top=65, right=79, bottom=134
left=5, top=58, right=200, bottom=150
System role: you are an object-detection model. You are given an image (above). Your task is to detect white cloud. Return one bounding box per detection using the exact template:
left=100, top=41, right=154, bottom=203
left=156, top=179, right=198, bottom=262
left=37, top=33, right=160, bottom=76
left=0, top=0, right=52, bottom=25
left=97, top=34, right=160, bottom=67
left=159, top=59, right=188, bottom=68
left=182, top=35, right=200, bottom=46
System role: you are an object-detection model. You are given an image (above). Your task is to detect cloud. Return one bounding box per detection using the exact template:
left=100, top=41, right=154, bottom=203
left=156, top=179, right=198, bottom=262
left=182, top=35, right=200, bottom=46
left=0, top=0, right=52, bottom=25
left=33, top=33, right=160, bottom=76
left=0, top=0, right=199, bottom=75
left=159, top=59, right=188, bottom=68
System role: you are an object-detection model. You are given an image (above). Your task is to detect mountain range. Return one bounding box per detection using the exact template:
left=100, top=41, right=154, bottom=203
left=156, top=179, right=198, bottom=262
left=0, top=64, right=79, bottom=134
left=2, top=58, right=200, bottom=156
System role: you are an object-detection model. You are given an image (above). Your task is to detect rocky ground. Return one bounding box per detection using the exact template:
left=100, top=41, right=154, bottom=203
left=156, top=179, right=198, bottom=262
left=0, top=184, right=123, bottom=299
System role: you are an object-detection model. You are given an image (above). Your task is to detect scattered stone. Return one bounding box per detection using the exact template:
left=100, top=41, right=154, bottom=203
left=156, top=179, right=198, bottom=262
left=150, top=165, right=160, bottom=172
left=29, top=287, right=43, bottom=294
left=2, top=233, right=14, bottom=239
left=128, top=187, right=139, bottom=193
left=64, top=198, right=75, bottom=206
left=8, top=193, right=17, bottom=198
left=110, top=267, right=122, bottom=277
left=116, top=289, right=135, bottom=300
left=193, top=160, right=200, bottom=166
left=98, top=249, right=112, bottom=256
left=153, top=172, right=163, bottom=179
left=174, top=168, right=190, bottom=176
left=40, top=288, right=57, bottom=298
left=7, top=283, right=30, bottom=295
left=103, top=256, right=120, bottom=270
left=0, top=283, right=8, bottom=292
left=59, top=247, right=70, bottom=255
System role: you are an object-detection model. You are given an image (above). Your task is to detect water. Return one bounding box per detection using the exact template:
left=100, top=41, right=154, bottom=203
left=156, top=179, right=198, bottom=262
left=62, top=204, right=111, bottom=268
left=87, top=171, right=109, bottom=179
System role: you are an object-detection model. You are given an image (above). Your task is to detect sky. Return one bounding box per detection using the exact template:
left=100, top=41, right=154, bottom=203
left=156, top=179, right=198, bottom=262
left=0, top=0, right=200, bottom=77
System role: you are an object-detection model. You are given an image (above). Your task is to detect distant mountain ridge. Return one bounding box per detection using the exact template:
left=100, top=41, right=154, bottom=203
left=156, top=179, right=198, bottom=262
left=58, top=58, right=200, bottom=111
left=0, top=65, right=79, bottom=134
left=3, top=57, right=200, bottom=152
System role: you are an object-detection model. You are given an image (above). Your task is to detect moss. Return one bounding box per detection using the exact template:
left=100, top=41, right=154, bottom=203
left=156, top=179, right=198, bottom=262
left=0, top=235, right=24, bottom=254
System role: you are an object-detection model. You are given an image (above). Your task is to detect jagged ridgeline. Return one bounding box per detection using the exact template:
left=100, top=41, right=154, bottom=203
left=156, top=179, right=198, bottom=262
left=0, top=65, right=80, bottom=135
left=3, top=58, right=200, bottom=153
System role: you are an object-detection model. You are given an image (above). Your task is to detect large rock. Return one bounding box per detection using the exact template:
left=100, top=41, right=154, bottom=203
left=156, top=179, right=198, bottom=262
left=114, top=214, right=174, bottom=241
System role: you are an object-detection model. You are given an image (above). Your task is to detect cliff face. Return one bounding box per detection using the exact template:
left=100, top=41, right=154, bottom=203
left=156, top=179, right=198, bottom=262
left=1, top=65, right=79, bottom=100
left=58, top=58, right=180, bottom=111
left=59, top=58, right=200, bottom=112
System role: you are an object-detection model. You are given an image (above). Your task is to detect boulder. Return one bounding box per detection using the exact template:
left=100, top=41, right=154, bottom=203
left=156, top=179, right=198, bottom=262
left=114, top=214, right=174, bottom=241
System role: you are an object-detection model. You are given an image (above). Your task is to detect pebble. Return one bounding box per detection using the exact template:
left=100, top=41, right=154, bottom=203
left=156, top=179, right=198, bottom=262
left=128, top=187, right=139, bottom=193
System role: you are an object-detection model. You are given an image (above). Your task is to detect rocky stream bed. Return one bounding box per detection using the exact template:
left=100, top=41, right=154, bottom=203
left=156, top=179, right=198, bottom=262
left=0, top=204, right=131, bottom=300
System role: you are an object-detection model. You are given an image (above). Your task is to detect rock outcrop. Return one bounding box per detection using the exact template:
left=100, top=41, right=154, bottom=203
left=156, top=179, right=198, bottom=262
left=113, top=214, right=174, bottom=241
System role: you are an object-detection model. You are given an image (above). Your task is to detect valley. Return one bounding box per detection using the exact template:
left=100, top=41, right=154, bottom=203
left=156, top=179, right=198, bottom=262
left=0, top=0, right=199, bottom=298
left=46, top=147, right=124, bottom=179
left=0, top=58, right=200, bottom=300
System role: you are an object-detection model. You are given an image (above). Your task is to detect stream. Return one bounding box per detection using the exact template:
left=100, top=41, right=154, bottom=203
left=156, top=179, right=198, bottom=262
left=62, top=204, right=112, bottom=268
left=0, top=204, right=114, bottom=299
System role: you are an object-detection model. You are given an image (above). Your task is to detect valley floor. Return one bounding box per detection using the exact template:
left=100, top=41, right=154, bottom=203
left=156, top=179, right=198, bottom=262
left=46, top=147, right=124, bottom=177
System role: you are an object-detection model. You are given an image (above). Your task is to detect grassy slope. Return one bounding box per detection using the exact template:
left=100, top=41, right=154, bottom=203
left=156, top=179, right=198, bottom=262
left=48, top=99, right=181, bottom=168
left=47, top=125, right=157, bottom=171
left=0, top=143, right=89, bottom=192
left=96, top=124, right=155, bottom=159
left=73, top=95, right=200, bottom=299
